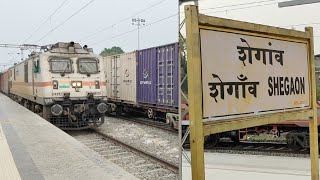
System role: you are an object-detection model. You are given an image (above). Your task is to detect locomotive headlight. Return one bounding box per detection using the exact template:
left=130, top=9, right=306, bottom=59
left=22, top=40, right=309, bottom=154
left=53, top=80, right=58, bottom=89
left=95, top=80, right=100, bottom=89
left=71, top=81, right=82, bottom=88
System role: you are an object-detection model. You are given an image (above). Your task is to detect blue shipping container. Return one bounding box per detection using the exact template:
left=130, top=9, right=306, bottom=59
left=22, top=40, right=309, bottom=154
left=136, top=42, right=179, bottom=111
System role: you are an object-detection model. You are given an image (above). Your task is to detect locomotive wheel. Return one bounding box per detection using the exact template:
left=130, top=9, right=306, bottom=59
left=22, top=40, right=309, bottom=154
left=147, top=108, right=156, bottom=119
left=231, top=135, right=240, bottom=143
left=204, top=134, right=219, bottom=147
left=115, top=106, right=123, bottom=116
left=286, top=134, right=302, bottom=151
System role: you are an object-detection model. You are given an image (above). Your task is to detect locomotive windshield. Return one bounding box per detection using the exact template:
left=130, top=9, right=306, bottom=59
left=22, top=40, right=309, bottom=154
left=78, top=58, right=98, bottom=74
left=49, top=58, right=72, bottom=73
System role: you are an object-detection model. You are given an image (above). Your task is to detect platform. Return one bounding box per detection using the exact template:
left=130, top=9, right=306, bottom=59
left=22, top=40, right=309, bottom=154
left=182, top=152, right=311, bottom=180
left=0, top=93, right=138, bottom=180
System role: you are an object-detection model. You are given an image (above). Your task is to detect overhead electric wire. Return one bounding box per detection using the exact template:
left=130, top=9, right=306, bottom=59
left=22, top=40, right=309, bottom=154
left=9, top=0, right=69, bottom=61
left=22, top=0, right=69, bottom=44
left=79, top=0, right=167, bottom=42
left=200, top=0, right=279, bottom=11
left=282, top=22, right=320, bottom=27
left=34, top=0, right=96, bottom=44
left=204, top=1, right=279, bottom=15
left=91, top=13, right=178, bottom=45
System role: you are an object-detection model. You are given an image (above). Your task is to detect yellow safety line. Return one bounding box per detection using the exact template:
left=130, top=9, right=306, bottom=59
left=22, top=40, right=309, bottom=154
left=0, top=123, right=21, bottom=180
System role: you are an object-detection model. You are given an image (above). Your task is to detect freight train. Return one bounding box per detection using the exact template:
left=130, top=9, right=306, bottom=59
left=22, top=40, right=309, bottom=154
left=103, top=43, right=179, bottom=129
left=0, top=42, right=111, bottom=130
left=181, top=101, right=320, bottom=150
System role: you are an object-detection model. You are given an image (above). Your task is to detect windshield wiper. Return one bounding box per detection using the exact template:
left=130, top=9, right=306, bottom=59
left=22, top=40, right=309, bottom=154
left=80, top=65, right=90, bottom=77
left=61, top=63, right=70, bottom=77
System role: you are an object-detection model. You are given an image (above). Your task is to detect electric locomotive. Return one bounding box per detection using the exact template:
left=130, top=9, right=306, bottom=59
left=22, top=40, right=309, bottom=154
left=1, top=42, right=112, bottom=130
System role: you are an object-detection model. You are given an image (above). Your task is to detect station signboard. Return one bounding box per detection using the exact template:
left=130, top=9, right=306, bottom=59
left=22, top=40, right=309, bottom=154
left=184, top=5, right=318, bottom=180
left=200, top=29, right=310, bottom=119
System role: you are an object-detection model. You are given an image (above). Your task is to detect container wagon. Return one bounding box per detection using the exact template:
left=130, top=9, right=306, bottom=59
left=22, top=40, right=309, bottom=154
left=103, top=51, right=137, bottom=113
left=103, top=42, right=179, bottom=129
left=137, top=42, right=179, bottom=119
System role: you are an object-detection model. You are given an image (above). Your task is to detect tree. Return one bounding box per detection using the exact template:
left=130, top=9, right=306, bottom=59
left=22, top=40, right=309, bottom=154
left=100, top=46, right=124, bottom=57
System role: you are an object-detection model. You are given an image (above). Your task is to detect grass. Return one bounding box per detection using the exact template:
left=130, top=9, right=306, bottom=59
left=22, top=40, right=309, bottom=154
left=242, top=134, right=286, bottom=142
left=317, top=85, right=320, bottom=100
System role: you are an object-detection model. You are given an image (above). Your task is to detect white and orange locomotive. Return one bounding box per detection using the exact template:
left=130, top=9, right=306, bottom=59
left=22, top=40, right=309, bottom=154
left=0, top=42, right=112, bottom=130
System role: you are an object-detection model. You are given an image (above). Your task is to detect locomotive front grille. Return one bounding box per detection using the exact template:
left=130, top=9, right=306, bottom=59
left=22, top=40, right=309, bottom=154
left=49, top=113, right=102, bottom=130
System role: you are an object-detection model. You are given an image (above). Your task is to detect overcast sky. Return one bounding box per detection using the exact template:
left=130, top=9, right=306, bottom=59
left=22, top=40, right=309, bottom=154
left=180, top=0, right=320, bottom=54
left=0, top=0, right=178, bottom=71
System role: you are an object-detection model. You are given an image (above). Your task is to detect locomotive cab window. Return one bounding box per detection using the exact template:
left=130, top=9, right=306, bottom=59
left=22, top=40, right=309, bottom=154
left=77, top=58, right=98, bottom=74
left=49, top=57, right=72, bottom=74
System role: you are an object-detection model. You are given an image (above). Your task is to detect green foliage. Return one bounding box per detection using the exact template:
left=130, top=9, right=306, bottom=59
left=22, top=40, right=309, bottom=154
left=100, top=46, right=124, bottom=57
left=317, top=85, right=320, bottom=100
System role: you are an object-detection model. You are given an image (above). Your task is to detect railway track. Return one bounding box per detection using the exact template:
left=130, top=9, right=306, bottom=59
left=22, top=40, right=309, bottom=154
left=69, top=130, right=178, bottom=180
left=211, top=141, right=308, bottom=154
left=184, top=141, right=309, bottom=155
left=111, top=114, right=177, bottom=133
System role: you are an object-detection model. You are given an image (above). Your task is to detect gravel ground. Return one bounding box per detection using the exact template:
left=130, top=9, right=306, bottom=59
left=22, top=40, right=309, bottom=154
left=70, top=132, right=178, bottom=180
left=204, top=149, right=310, bottom=158
left=96, top=116, right=179, bottom=166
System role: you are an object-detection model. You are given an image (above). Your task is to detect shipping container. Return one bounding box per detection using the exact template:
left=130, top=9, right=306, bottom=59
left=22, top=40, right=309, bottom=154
left=103, top=51, right=137, bottom=104
left=136, top=42, right=179, bottom=113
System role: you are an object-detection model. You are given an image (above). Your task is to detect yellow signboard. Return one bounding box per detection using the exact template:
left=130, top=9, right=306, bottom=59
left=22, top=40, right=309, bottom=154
left=200, top=29, right=310, bottom=119
left=184, top=5, right=318, bottom=180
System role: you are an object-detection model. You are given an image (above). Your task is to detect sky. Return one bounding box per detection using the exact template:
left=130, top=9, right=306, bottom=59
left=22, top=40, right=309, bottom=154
left=0, top=0, right=178, bottom=71
left=180, top=0, right=320, bottom=54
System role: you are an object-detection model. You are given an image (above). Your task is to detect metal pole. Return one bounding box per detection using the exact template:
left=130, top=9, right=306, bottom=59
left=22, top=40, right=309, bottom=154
left=20, top=48, right=23, bottom=61
left=178, top=2, right=183, bottom=179
left=138, top=19, right=140, bottom=50
left=132, top=18, right=145, bottom=50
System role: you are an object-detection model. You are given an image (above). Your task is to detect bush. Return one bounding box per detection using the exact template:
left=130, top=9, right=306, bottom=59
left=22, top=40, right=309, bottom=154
left=317, top=85, right=320, bottom=100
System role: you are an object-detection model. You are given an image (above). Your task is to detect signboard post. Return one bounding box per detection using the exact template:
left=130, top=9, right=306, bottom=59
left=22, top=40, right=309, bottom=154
left=185, top=5, right=319, bottom=180
left=185, top=5, right=205, bottom=180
